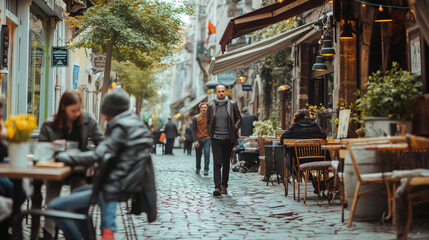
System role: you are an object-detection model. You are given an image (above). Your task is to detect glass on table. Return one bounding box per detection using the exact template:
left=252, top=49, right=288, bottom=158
left=33, top=142, right=55, bottom=163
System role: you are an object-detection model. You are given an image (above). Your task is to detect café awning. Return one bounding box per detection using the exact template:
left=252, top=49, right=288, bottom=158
left=210, top=21, right=317, bottom=75
left=219, top=0, right=324, bottom=53
left=180, top=94, right=208, bottom=115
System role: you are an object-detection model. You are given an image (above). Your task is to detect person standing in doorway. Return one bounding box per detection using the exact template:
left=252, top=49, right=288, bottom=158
left=207, top=85, right=242, bottom=196
left=240, top=107, right=258, bottom=137
left=191, top=102, right=210, bottom=175
left=164, top=117, right=178, bottom=155
left=184, top=124, right=193, bottom=155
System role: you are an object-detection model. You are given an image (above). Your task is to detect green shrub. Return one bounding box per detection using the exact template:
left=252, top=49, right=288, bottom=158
left=356, top=62, right=422, bottom=121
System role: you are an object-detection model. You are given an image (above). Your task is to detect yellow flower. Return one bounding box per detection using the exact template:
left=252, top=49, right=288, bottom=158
left=340, top=107, right=345, bottom=110
left=7, top=127, right=15, bottom=140
left=16, top=120, right=28, bottom=131
left=305, top=103, right=309, bottom=106
left=335, top=101, right=339, bottom=106
left=335, top=118, right=339, bottom=125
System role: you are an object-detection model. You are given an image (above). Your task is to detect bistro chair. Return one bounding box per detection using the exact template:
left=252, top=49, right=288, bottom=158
left=346, top=142, right=400, bottom=228
left=293, top=139, right=331, bottom=203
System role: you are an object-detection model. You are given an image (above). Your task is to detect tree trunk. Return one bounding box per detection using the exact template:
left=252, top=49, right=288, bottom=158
left=98, top=39, right=114, bottom=126
left=135, top=97, right=143, bottom=117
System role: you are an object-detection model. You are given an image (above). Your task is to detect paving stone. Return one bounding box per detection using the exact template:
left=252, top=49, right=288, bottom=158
left=22, top=148, right=429, bottom=239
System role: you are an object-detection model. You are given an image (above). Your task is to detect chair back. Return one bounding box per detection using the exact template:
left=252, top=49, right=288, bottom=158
left=294, top=139, right=326, bottom=166
left=346, top=143, right=364, bottom=183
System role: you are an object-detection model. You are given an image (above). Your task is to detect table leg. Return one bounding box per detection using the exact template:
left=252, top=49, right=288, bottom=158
left=11, top=179, right=23, bottom=240
left=31, top=180, right=43, bottom=240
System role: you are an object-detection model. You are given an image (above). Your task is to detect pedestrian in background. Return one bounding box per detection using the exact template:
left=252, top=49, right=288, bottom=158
left=240, top=107, right=258, bottom=137
left=191, top=102, right=210, bottom=175
left=184, top=124, right=193, bottom=155
left=207, top=85, right=242, bottom=196
left=39, top=90, right=105, bottom=239
left=164, top=117, right=178, bottom=155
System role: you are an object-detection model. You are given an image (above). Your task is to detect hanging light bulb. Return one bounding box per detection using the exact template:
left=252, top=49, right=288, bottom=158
left=312, top=56, right=328, bottom=71
left=320, top=34, right=336, bottom=56
left=279, top=0, right=283, bottom=3
left=340, top=21, right=354, bottom=40
left=375, top=6, right=392, bottom=23
left=362, top=3, right=366, bottom=7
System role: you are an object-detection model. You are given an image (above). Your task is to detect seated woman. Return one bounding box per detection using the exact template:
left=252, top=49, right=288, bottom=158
left=280, top=109, right=327, bottom=176
left=39, top=90, right=104, bottom=239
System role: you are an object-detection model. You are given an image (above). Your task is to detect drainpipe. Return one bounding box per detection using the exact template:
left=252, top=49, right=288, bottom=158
left=54, top=75, right=61, bottom=111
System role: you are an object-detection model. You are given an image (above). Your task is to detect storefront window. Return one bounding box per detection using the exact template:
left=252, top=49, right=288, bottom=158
left=29, top=10, right=47, bottom=124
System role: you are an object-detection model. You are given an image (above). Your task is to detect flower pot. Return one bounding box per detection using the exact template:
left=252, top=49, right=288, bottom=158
left=363, top=117, right=412, bottom=137
left=8, top=142, right=30, bottom=168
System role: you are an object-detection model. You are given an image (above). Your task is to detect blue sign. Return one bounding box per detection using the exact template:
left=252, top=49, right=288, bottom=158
left=72, top=65, right=80, bottom=89
left=242, top=84, right=252, bottom=91
left=217, top=71, right=236, bottom=86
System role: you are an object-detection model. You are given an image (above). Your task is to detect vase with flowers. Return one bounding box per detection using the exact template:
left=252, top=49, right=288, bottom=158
left=5, top=115, right=38, bottom=168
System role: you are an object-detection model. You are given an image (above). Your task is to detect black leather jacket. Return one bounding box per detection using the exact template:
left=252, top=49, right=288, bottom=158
left=56, top=111, right=155, bottom=204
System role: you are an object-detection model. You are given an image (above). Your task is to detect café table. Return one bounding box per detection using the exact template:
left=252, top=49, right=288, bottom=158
left=0, top=163, right=71, bottom=240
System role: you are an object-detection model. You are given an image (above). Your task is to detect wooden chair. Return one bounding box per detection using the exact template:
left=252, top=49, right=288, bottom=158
left=346, top=142, right=400, bottom=227
left=396, top=176, right=429, bottom=240
left=293, top=139, right=331, bottom=203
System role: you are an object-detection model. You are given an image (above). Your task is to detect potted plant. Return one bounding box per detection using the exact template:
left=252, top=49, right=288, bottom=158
left=252, top=119, right=281, bottom=136
left=356, top=62, right=423, bottom=137
left=355, top=127, right=365, bottom=138
left=5, top=114, right=38, bottom=168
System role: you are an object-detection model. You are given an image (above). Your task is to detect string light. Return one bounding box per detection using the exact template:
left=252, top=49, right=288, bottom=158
left=379, top=5, right=383, bottom=12
left=354, top=0, right=412, bottom=10
left=278, top=0, right=283, bottom=3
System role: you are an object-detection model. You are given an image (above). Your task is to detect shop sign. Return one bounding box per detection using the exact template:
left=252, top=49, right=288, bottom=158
left=91, top=53, right=106, bottom=72
left=51, top=47, right=68, bottom=67
left=217, top=71, right=236, bottom=86
left=242, top=84, right=252, bottom=91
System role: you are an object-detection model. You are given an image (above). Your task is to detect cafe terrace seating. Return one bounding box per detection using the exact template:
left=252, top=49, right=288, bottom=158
left=292, top=139, right=331, bottom=203
left=345, top=135, right=429, bottom=228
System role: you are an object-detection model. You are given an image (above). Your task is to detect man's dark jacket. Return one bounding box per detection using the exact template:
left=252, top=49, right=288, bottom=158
left=164, top=121, right=178, bottom=139
left=241, top=113, right=258, bottom=136
left=56, top=111, right=157, bottom=222
left=206, top=99, right=242, bottom=144
left=185, top=126, right=193, bottom=141
left=280, top=118, right=327, bottom=141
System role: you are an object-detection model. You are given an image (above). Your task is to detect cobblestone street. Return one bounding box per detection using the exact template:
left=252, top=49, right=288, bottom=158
left=114, top=148, right=428, bottom=240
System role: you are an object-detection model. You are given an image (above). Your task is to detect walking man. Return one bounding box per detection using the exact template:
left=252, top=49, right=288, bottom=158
left=191, top=102, right=210, bottom=175
left=207, top=85, right=242, bottom=196
left=240, top=107, right=258, bottom=137
left=164, top=116, right=178, bottom=155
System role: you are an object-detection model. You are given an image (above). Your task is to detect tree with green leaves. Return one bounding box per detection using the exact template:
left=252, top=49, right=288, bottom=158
left=112, top=61, right=162, bottom=116
left=69, top=0, right=193, bottom=117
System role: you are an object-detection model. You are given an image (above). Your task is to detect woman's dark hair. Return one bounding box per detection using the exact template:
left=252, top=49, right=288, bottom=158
left=51, top=90, right=83, bottom=130
left=293, top=109, right=310, bottom=123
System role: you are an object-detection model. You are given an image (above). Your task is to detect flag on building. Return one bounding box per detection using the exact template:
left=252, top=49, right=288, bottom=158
left=206, top=21, right=216, bottom=44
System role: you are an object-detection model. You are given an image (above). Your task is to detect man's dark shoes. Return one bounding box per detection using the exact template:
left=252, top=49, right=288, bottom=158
left=195, top=169, right=200, bottom=174
left=221, top=185, right=228, bottom=194
left=203, top=170, right=208, bottom=176
left=213, top=188, right=221, bottom=196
